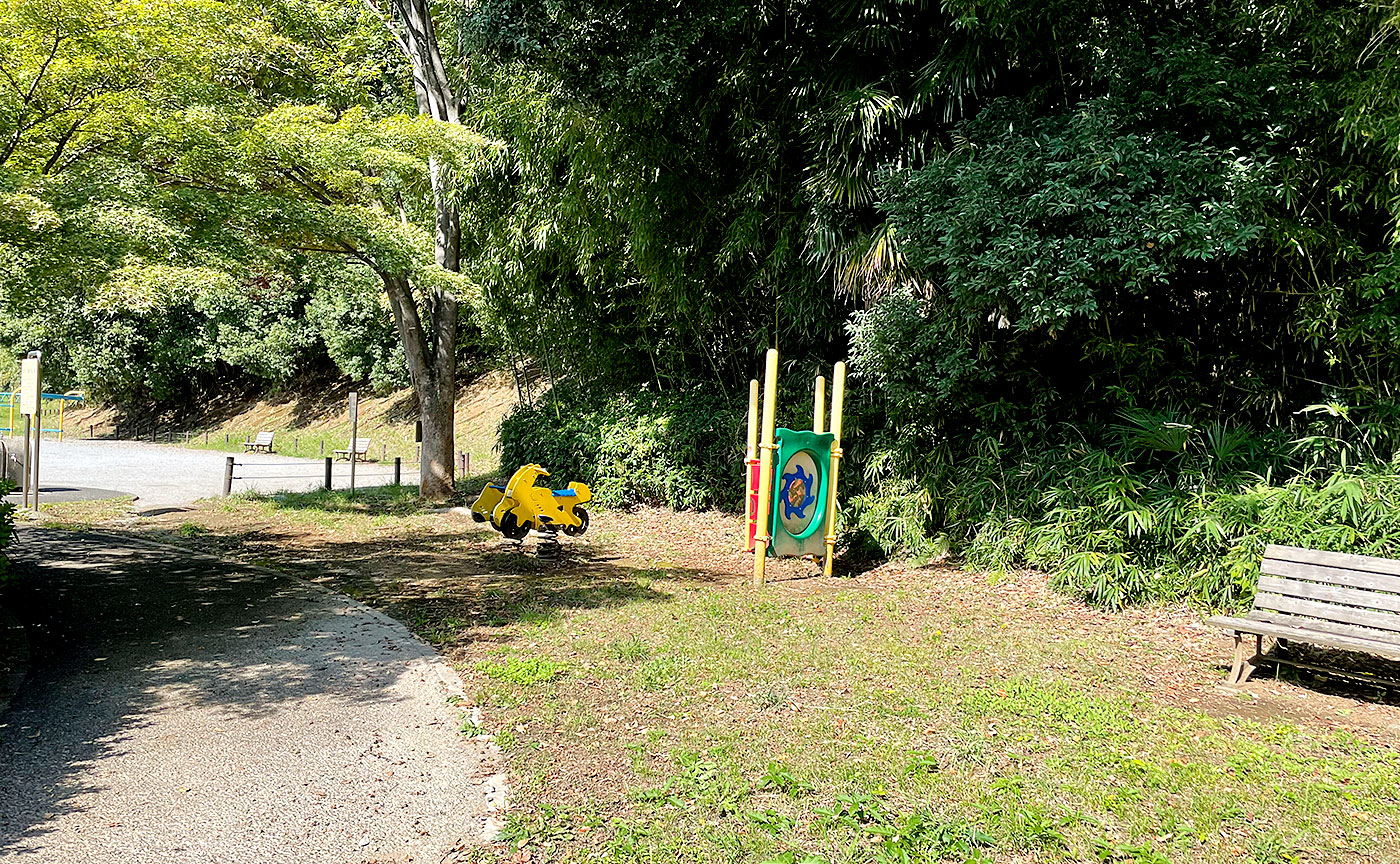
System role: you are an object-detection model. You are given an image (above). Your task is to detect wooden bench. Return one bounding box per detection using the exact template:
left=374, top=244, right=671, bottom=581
left=242, top=431, right=275, bottom=453
left=332, top=438, right=372, bottom=462
left=1207, top=544, right=1400, bottom=685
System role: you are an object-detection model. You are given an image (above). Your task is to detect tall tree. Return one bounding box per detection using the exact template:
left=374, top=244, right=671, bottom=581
left=376, top=0, right=464, bottom=500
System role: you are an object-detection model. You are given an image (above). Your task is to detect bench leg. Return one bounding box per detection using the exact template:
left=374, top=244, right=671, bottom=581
left=1228, top=632, right=1263, bottom=685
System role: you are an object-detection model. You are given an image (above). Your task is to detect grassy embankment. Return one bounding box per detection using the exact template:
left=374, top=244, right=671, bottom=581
left=44, top=372, right=519, bottom=473
left=35, top=487, right=1400, bottom=864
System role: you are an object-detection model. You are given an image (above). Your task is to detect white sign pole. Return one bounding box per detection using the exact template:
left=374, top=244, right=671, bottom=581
left=20, top=352, right=40, bottom=510
left=348, top=391, right=358, bottom=495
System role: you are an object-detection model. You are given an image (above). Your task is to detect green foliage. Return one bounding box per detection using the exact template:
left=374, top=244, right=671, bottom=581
left=475, top=654, right=568, bottom=685
left=0, top=0, right=492, bottom=401
left=0, top=479, right=13, bottom=581
left=498, top=386, right=743, bottom=511
left=305, top=260, right=408, bottom=392
left=846, top=407, right=1400, bottom=608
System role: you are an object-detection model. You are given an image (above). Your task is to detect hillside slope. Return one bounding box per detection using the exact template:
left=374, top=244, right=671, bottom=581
left=56, top=372, right=521, bottom=475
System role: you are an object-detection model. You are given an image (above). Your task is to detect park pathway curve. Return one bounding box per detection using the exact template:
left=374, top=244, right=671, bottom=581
left=0, top=528, right=499, bottom=863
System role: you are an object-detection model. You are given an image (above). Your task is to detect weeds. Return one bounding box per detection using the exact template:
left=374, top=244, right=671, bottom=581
left=474, top=655, right=568, bottom=685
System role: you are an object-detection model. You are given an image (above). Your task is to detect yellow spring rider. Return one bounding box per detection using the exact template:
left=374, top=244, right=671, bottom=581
left=470, top=463, right=593, bottom=541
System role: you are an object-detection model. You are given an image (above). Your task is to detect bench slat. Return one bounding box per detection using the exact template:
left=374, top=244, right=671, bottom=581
left=1248, top=609, right=1400, bottom=646
left=1252, top=592, right=1400, bottom=634
left=1265, top=544, right=1400, bottom=579
left=1256, top=574, right=1400, bottom=614
left=1207, top=615, right=1400, bottom=661
left=1260, top=557, right=1400, bottom=595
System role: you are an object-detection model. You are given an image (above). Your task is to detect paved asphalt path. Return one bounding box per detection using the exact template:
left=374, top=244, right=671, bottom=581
left=3, top=439, right=418, bottom=511
left=0, top=529, right=498, bottom=863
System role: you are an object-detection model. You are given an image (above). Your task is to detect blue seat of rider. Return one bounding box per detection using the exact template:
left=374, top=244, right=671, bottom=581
left=552, top=489, right=578, bottom=497
left=488, top=484, right=506, bottom=490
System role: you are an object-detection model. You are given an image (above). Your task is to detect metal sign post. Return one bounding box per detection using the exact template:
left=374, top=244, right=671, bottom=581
left=19, top=352, right=40, bottom=510
left=347, top=391, right=358, bottom=495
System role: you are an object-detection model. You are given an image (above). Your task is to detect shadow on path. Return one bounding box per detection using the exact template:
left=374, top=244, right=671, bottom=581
left=0, top=528, right=488, bottom=863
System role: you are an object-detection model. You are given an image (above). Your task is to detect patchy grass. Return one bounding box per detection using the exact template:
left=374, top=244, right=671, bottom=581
left=52, top=494, right=1400, bottom=864
left=24, top=496, right=137, bottom=529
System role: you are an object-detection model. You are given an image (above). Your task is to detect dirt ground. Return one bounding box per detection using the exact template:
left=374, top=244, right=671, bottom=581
left=126, top=502, right=1400, bottom=744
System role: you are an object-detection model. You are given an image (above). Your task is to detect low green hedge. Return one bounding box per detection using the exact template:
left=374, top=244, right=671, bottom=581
left=498, top=386, right=745, bottom=511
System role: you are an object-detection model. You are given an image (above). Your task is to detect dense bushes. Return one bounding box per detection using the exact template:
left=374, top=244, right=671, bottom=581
left=840, top=405, right=1400, bottom=608
left=498, top=387, right=744, bottom=511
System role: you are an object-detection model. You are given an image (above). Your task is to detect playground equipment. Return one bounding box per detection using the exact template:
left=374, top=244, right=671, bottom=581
left=746, top=349, right=847, bottom=585
left=471, top=463, right=593, bottom=541
left=1, top=390, right=83, bottom=439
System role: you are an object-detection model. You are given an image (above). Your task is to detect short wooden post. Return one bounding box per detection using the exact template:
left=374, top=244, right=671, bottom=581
left=394, top=457, right=402, bottom=485
left=222, top=456, right=234, bottom=496
left=323, top=457, right=332, bottom=490
left=89, top=424, right=94, bottom=439
left=205, top=431, right=209, bottom=445
left=224, top=432, right=229, bottom=444
left=319, top=440, right=325, bottom=456
left=293, top=437, right=298, bottom=455
left=381, top=443, right=386, bottom=463
left=458, top=452, right=466, bottom=475
left=465, top=452, right=470, bottom=475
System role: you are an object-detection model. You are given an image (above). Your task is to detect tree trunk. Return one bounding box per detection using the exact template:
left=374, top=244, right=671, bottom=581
left=381, top=271, right=457, bottom=500
left=384, top=0, right=463, bottom=499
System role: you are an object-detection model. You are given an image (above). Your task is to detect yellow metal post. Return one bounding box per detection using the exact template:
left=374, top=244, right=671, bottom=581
left=753, top=349, right=779, bottom=587
left=812, top=376, right=826, bottom=434
left=58, top=396, right=64, bottom=441
left=822, top=362, right=847, bottom=577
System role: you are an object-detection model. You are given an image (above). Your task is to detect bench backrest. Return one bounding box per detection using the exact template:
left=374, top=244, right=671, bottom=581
left=255, top=431, right=274, bottom=445
left=1255, top=545, right=1400, bottom=644
left=351, top=438, right=370, bottom=452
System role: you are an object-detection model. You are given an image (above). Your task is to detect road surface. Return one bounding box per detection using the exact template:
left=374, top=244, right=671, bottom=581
left=1, top=439, right=417, bottom=511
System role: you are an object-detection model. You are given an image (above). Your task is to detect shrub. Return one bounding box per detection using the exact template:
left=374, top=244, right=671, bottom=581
left=0, top=479, right=14, bottom=582
left=845, top=409, right=1400, bottom=609
left=498, top=385, right=745, bottom=511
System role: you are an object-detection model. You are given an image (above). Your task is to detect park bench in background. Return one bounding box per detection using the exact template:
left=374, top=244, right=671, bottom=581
left=333, top=438, right=372, bottom=462
left=1208, top=544, right=1400, bottom=685
left=242, top=431, right=275, bottom=453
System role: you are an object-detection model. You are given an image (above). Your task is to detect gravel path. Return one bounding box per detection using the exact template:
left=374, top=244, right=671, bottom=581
left=5, top=439, right=417, bottom=511
left=0, top=529, right=501, bottom=863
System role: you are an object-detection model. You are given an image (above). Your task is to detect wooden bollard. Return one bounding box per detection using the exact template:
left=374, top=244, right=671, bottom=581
left=222, top=456, right=234, bottom=496
left=323, top=457, right=332, bottom=490
left=394, top=457, right=402, bottom=485
left=457, top=452, right=466, bottom=475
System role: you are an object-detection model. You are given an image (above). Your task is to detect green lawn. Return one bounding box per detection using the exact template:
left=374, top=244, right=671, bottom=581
left=467, top=573, right=1399, bottom=864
